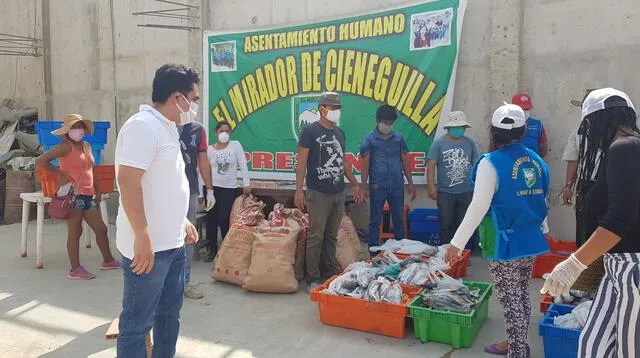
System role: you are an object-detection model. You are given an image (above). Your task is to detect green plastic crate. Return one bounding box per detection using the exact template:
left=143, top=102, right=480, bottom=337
left=408, top=281, right=493, bottom=348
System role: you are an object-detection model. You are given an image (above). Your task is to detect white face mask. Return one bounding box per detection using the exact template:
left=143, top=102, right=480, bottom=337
left=326, top=109, right=341, bottom=123
left=524, top=110, right=531, bottom=118
left=218, top=132, right=230, bottom=143
left=176, top=94, right=198, bottom=126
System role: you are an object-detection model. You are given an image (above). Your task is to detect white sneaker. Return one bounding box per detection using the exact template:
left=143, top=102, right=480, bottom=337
left=185, top=284, right=204, bottom=299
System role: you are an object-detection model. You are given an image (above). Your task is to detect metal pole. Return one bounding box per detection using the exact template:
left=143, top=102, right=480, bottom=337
left=41, top=0, right=53, bottom=120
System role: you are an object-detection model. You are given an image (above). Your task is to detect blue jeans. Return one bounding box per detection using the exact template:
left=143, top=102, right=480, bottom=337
left=117, top=247, right=185, bottom=358
left=368, top=185, right=405, bottom=247
left=185, top=194, right=199, bottom=285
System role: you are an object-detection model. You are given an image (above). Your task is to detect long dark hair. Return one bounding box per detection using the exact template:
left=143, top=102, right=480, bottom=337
left=490, top=118, right=526, bottom=148
left=575, top=103, right=638, bottom=197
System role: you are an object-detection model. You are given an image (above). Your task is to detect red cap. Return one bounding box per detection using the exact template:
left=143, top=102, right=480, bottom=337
left=512, top=93, right=533, bottom=110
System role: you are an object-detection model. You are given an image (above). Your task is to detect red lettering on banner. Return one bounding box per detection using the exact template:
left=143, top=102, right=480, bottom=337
left=275, top=152, right=294, bottom=171
left=252, top=152, right=274, bottom=170
left=344, top=153, right=362, bottom=173
left=244, top=152, right=251, bottom=163
left=407, top=152, right=425, bottom=173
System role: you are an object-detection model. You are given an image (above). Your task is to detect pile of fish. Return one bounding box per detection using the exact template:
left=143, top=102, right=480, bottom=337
left=323, top=250, right=456, bottom=303
left=552, top=290, right=593, bottom=305
left=554, top=300, right=593, bottom=330
left=419, top=273, right=482, bottom=314
left=324, top=265, right=402, bottom=303
left=369, top=239, right=439, bottom=256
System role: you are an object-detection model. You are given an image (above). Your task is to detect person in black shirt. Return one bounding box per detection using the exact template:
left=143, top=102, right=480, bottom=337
left=541, top=88, right=640, bottom=357
left=295, top=92, right=363, bottom=293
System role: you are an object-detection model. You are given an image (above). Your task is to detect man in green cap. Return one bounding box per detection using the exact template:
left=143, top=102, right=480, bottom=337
left=295, top=91, right=363, bottom=292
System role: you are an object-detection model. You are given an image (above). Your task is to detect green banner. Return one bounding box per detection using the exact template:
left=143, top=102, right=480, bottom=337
left=204, top=0, right=467, bottom=184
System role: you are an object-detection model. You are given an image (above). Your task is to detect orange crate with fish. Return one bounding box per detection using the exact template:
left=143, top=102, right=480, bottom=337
left=374, top=249, right=471, bottom=279
left=310, top=276, right=422, bottom=338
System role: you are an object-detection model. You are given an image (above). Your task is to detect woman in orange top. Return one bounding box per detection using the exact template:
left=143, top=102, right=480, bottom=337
left=36, top=114, right=119, bottom=279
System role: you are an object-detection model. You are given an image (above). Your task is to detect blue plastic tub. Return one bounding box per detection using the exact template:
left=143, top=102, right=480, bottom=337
left=539, top=304, right=581, bottom=358
left=408, top=208, right=440, bottom=234
left=35, top=121, right=110, bottom=146
left=41, top=144, right=103, bottom=166
left=408, top=231, right=440, bottom=246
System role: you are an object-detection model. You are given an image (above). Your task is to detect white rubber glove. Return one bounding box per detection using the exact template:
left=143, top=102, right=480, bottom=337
left=205, top=189, right=215, bottom=211
left=540, top=253, right=587, bottom=297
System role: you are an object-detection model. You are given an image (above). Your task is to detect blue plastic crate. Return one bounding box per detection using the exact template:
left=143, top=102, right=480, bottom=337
left=539, top=304, right=581, bottom=358
left=36, top=121, right=110, bottom=146
left=42, top=144, right=103, bottom=167
left=408, top=208, right=440, bottom=233
left=408, top=231, right=440, bottom=246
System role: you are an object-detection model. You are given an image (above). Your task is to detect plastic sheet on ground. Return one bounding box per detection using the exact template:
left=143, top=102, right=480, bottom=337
left=369, top=239, right=438, bottom=256
left=553, top=300, right=593, bottom=330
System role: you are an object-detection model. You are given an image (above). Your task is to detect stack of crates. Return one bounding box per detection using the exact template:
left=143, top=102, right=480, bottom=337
left=408, top=208, right=440, bottom=246
left=35, top=121, right=110, bottom=166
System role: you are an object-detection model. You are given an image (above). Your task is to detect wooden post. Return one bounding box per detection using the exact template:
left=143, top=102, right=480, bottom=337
left=106, top=318, right=152, bottom=357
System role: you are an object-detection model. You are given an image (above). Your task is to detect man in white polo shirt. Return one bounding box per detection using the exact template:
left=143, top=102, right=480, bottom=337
left=115, top=64, right=199, bottom=358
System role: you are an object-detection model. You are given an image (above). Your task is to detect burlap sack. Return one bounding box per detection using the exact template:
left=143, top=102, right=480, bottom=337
left=230, top=195, right=260, bottom=226
left=286, top=218, right=308, bottom=281
left=336, top=215, right=361, bottom=270
left=244, top=226, right=300, bottom=293
left=211, top=224, right=256, bottom=286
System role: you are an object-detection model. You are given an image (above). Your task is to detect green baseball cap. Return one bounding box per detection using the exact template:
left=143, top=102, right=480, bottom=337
left=318, top=92, right=343, bottom=107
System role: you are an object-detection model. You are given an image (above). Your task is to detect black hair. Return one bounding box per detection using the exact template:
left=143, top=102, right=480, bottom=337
left=151, top=64, right=200, bottom=103
left=490, top=118, right=526, bottom=148
left=575, top=102, right=638, bottom=197
left=376, top=105, right=398, bottom=122
left=215, top=121, right=231, bottom=131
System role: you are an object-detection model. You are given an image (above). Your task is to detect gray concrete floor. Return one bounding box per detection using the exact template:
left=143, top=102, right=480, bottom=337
left=0, top=221, right=548, bottom=358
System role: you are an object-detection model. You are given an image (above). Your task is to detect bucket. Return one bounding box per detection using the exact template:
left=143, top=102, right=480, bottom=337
left=4, top=170, right=35, bottom=224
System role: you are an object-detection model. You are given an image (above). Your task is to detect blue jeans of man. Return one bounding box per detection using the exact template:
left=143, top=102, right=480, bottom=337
left=369, top=185, right=405, bottom=247
left=185, top=194, right=199, bottom=286
left=117, top=246, right=185, bottom=358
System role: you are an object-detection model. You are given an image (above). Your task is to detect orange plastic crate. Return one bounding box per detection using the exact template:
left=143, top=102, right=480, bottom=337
left=449, top=250, right=472, bottom=279
left=310, top=276, right=422, bottom=338
left=546, top=237, right=577, bottom=252
left=94, top=165, right=115, bottom=193
left=532, top=252, right=571, bottom=278
left=540, top=294, right=554, bottom=314
left=36, top=168, right=59, bottom=197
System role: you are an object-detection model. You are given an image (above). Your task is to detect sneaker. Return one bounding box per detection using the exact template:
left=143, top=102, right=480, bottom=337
left=185, top=284, right=204, bottom=299
left=67, top=266, right=96, bottom=280
left=100, top=259, right=121, bottom=270
left=305, top=281, right=322, bottom=294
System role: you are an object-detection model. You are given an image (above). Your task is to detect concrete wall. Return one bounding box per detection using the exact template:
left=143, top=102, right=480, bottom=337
left=3, top=0, right=640, bottom=240
left=0, top=0, right=193, bottom=163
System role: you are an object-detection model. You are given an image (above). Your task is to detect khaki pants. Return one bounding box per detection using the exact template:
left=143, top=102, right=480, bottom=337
left=305, top=189, right=344, bottom=283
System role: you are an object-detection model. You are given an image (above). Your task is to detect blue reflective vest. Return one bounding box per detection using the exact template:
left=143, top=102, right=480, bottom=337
left=472, top=143, right=550, bottom=261
left=522, top=117, right=543, bottom=154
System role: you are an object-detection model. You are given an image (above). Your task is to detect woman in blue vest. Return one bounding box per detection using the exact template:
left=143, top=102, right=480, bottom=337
left=445, top=104, right=550, bottom=358
left=542, top=88, right=640, bottom=357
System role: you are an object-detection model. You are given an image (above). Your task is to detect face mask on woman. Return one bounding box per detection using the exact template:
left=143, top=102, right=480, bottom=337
left=218, top=131, right=230, bottom=143
left=68, top=128, right=85, bottom=142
